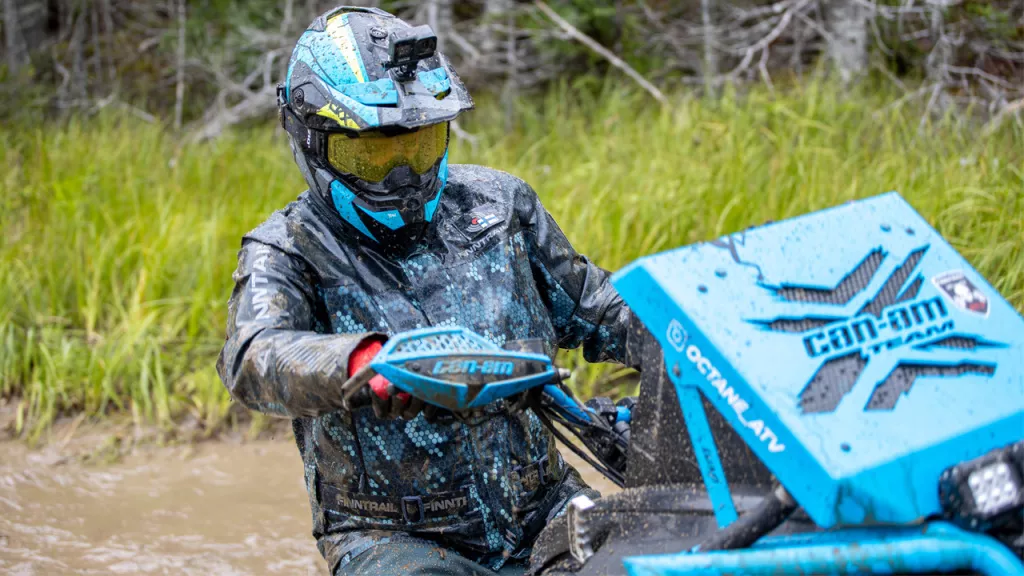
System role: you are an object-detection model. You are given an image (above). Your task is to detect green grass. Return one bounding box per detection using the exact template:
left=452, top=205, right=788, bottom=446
left=2, top=81, right=1022, bottom=441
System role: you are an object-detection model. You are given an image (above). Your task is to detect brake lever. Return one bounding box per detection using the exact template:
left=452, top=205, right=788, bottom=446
left=341, top=363, right=377, bottom=410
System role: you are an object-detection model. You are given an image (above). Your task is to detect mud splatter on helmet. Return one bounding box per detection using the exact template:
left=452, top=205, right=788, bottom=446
left=279, top=6, right=474, bottom=253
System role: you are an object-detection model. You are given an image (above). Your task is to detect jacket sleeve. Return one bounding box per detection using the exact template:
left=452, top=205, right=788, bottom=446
left=216, top=240, right=376, bottom=418
left=516, top=179, right=643, bottom=369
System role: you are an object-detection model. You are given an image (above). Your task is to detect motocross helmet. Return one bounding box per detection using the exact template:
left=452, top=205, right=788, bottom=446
left=279, top=6, right=474, bottom=253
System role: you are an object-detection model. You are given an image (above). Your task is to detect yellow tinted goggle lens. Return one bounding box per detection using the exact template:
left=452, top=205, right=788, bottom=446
left=326, top=122, right=449, bottom=183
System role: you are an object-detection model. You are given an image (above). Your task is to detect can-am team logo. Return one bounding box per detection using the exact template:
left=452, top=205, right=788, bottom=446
left=751, top=247, right=998, bottom=414
left=932, top=270, right=989, bottom=317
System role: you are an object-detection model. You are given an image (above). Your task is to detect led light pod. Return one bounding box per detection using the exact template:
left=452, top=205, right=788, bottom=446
left=940, top=440, right=1024, bottom=528
left=969, top=462, right=1020, bottom=515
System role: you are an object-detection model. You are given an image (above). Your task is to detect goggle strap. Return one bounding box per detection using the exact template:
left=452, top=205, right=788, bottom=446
left=282, top=107, right=327, bottom=159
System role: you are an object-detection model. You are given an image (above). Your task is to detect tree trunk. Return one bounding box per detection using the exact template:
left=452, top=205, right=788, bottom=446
left=100, top=0, right=115, bottom=81
left=822, top=0, right=869, bottom=83
left=3, top=0, right=28, bottom=72
left=925, top=3, right=951, bottom=84
left=701, top=0, right=717, bottom=94
left=89, top=3, right=102, bottom=83
left=281, top=0, right=293, bottom=34
left=173, top=0, right=186, bottom=130
left=69, top=2, right=88, bottom=102
left=425, top=0, right=452, bottom=54
left=480, top=0, right=508, bottom=74
left=502, top=6, right=516, bottom=133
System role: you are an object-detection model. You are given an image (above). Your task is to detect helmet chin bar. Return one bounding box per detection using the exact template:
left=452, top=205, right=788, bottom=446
left=310, top=157, right=446, bottom=254
left=358, top=205, right=431, bottom=256
left=342, top=163, right=440, bottom=209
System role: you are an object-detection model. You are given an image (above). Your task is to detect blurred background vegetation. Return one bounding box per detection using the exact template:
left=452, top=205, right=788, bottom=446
left=2, top=0, right=1022, bottom=129
left=1, top=1, right=1022, bottom=441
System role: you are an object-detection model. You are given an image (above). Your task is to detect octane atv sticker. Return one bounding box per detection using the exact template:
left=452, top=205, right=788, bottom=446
left=684, top=342, right=786, bottom=453
left=932, top=270, right=989, bottom=317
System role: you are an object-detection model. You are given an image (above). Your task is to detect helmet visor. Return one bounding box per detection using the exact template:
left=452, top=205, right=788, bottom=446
left=326, top=122, right=449, bottom=184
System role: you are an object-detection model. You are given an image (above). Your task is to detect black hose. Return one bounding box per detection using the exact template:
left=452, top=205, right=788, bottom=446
left=698, top=484, right=798, bottom=551
left=534, top=407, right=626, bottom=488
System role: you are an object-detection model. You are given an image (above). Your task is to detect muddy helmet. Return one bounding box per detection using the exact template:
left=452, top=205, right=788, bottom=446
left=279, top=6, right=474, bottom=252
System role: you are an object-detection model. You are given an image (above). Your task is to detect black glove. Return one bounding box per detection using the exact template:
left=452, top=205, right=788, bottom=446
left=343, top=337, right=428, bottom=420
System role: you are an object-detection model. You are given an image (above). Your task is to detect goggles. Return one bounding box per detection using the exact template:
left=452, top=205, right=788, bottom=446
left=326, top=122, right=449, bottom=184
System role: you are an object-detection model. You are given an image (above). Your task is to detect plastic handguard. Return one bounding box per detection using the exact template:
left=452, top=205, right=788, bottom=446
left=369, top=326, right=557, bottom=411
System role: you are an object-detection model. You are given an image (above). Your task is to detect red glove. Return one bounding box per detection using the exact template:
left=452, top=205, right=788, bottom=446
left=348, top=339, right=411, bottom=406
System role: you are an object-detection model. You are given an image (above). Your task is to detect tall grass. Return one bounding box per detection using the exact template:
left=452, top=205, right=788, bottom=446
left=2, top=81, right=1021, bottom=441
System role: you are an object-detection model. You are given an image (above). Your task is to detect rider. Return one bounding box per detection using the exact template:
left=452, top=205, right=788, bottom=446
left=217, top=6, right=639, bottom=575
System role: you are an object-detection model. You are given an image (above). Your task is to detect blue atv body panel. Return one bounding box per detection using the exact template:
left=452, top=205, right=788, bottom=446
left=611, top=192, right=1024, bottom=528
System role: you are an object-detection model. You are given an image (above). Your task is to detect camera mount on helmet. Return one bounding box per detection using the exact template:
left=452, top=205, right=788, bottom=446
left=384, top=25, right=437, bottom=80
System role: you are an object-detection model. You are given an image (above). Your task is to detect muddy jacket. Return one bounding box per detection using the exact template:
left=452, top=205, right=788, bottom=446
left=217, top=165, right=639, bottom=571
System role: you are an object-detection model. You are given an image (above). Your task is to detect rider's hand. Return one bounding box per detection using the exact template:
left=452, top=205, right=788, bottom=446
left=348, top=338, right=425, bottom=420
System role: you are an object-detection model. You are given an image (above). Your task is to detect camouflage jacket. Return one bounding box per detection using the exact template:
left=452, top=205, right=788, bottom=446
left=217, top=165, right=639, bottom=571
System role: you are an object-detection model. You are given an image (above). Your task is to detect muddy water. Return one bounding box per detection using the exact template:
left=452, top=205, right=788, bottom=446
left=0, top=438, right=618, bottom=575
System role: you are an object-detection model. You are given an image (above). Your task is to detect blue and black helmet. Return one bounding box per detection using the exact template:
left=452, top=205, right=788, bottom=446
left=279, top=6, right=474, bottom=252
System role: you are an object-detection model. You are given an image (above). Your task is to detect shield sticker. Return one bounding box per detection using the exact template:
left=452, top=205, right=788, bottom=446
left=932, top=270, right=989, bottom=317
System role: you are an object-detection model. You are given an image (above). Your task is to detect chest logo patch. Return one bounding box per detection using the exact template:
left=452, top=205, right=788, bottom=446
left=464, top=205, right=502, bottom=236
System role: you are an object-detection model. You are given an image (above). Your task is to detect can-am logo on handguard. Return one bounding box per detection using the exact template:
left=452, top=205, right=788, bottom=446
left=432, top=359, right=515, bottom=376
left=752, top=246, right=998, bottom=414
left=685, top=343, right=786, bottom=453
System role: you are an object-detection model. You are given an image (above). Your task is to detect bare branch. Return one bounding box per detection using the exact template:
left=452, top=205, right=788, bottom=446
left=984, top=98, right=1024, bottom=134
left=533, top=0, right=667, bottom=105
left=758, top=44, right=774, bottom=92
left=946, top=66, right=1019, bottom=90
left=450, top=120, right=479, bottom=151
left=447, top=29, right=482, bottom=61
left=919, top=82, right=943, bottom=133
left=189, top=85, right=277, bottom=143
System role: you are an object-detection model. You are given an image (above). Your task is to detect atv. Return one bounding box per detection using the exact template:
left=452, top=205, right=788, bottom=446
left=344, top=192, right=1024, bottom=576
